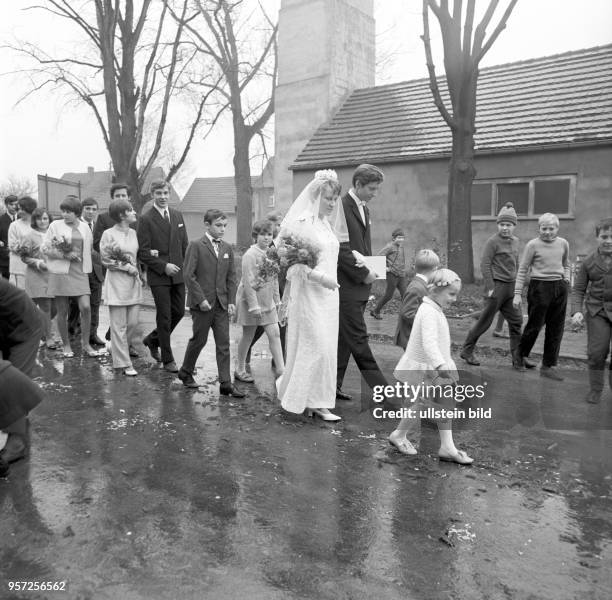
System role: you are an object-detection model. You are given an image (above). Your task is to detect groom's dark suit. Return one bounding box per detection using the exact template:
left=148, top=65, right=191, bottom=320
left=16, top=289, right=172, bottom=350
left=337, top=192, right=387, bottom=394
left=137, top=206, right=188, bottom=364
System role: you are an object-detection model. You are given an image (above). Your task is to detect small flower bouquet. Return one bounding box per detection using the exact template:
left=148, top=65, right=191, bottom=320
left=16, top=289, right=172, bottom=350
left=50, top=235, right=76, bottom=260
left=277, top=234, right=320, bottom=270
left=10, top=241, right=41, bottom=262
left=253, top=247, right=281, bottom=290
left=104, top=244, right=134, bottom=266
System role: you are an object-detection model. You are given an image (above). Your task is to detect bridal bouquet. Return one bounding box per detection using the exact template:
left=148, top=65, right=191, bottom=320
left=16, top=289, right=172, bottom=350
left=277, top=234, right=320, bottom=270
left=49, top=235, right=77, bottom=260
left=253, top=246, right=281, bottom=290
left=10, top=240, right=41, bottom=261
left=104, top=244, right=134, bottom=266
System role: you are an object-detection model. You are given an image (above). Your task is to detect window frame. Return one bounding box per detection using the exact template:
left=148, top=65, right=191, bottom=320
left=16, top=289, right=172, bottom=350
left=471, top=174, right=576, bottom=220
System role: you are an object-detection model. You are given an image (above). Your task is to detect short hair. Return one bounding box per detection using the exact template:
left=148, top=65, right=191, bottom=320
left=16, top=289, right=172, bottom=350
left=538, top=212, right=559, bottom=227
left=31, top=207, right=51, bottom=231
left=392, top=228, right=405, bottom=238
left=596, top=217, right=612, bottom=235
left=266, top=210, right=284, bottom=223
left=415, top=249, right=440, bottom=273
left=428, top=268, right=461, bottom=291
left=352, top=164, right=384, bottom=187
left=150, top=179, right=168, bottom=194
left=108, top=199, right=133, bottom=223
left=59, top=195, right=82, bottom=217
left=204, top=209, right=227, bottom=224
left=4, top=194, right=18, bottom=207
left=81, top=197, right=98, bottom=208
left=110, top=183, right=131, bottom=199
left=251, top=219, right=273, bottom=241
left=18, top=196, right=37, bottom=214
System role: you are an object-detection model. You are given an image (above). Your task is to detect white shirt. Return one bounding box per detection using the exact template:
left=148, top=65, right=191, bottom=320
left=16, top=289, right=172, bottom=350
left=153, top=203, right=170, bottom=222
left=348, top=189, right=366, bottom=226
left=206, top=232, right=220, bottom=257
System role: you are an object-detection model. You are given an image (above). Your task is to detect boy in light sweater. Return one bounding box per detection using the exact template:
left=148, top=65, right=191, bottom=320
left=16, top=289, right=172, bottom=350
left=513, top=213, right=570, bottom=380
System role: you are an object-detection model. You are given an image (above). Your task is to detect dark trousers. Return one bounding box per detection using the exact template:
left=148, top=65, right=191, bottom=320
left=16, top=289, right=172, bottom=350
left=88, top=273, right=102, bottom=337
left=518, top=279, right=568, bottom=368
left=463, top=281, right=523, bottom=355
left=373, top=273, right=407, bottom=314
left=5, top=328, right=42, bottom=376
left=337, top=299, right=388, bottom=391
left=147, top=283, right=185, bottom=364
left=181, top=303, right=230, bottom=385
left=0, top=267, right=8, bottom=280
left=246, top=323, right=286, bottom=364
left=586, top=311, right=612, bottom=393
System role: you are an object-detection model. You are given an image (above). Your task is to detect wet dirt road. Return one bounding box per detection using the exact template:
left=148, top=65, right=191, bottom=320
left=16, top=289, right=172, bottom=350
left=1, top=309, right=611, bottom=599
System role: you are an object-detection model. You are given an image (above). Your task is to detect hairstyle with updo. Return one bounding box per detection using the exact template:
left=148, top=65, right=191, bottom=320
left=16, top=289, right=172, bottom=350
left=108, top=199, right=133, bottom=223
left=427, top=268, right=461, bottom=292
left=60, top=195, right=82, bottom=217
left=18, top=196, right=37, bottom=214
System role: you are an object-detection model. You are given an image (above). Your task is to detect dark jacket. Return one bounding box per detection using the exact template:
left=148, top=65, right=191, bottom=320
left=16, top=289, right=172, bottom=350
left=0, top=278, right=43, bottom=356
left=337, top=192, right=373, bottom=302
left=183, top=236, right=236, bottom=311
left=394, top=276, right=429, bottom=349
left=0, top=213, right=12, bottom=270
left=571, top=249, right=612, bottom=320
left=137, top=206, right=188, bottom=286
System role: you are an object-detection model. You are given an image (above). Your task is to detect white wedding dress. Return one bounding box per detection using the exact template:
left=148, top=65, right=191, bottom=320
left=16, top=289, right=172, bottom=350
left=277, top=216, right=339, bottom=413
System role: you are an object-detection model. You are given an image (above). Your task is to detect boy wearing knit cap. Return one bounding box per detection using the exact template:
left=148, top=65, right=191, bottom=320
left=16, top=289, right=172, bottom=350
left=461, top=202, right=523, bottom=366
left=513, top=213, right=571, bottom=380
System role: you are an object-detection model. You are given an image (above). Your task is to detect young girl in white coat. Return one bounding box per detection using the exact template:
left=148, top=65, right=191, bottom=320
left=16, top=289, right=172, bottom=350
left=389, top=268, right=474, bottom=465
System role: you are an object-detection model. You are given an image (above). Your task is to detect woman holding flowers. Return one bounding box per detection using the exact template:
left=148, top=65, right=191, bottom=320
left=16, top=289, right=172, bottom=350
left=276, top=170, right=345, bottom=421
left=8, top=196, right=37, bottom=289
left=235, top=219, right=283, bottom=382
left=24, top=208, right=58, bottom=348
left=43, top=195, right=99, bottom=358
left=99, top=199, right=142, bottom=376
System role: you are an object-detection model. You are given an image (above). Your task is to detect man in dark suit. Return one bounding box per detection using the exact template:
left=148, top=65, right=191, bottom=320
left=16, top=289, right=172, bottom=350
left=336, top=164, right=388, bottom=402
left=137, top=180, right=188, bottom=372
left=177, top=209, right=244, bottom=397
left=0, top=195, right=19, bottom=280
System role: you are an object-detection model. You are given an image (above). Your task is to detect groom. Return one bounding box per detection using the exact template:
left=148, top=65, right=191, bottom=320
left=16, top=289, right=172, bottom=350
left=336, top=164, right=389, bottom=403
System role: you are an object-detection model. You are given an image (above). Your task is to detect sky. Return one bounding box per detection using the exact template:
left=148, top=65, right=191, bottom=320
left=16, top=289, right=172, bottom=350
left=1, top=0, right=611, bottom=197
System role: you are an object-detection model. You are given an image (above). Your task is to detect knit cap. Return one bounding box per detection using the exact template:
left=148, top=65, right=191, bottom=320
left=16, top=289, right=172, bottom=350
left=496, top=202, right=517, bottom=225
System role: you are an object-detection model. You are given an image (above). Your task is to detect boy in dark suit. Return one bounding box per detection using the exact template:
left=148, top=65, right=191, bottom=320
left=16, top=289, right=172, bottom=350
left=394, top=249, right=440, bottom=349
left=178, top=209, right=244, bottom=397
left=137, top=180, right=188, bottom=372
left=336, top=164, right=388, bottom=403
left=0, top=195, right=19, bottom=280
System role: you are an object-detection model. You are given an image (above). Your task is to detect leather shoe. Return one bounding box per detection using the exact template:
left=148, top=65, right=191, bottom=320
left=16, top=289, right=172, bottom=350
left=129, top=345, right=139, bottom=357
left=0, top=434, right=27, bottom=464
left=336, top=389, right=352, bottom=401
left=163, top=361, right=179, bottom=373
left=540, top=366, right=563, bottom=381
left=178, top=369, right=200, bottom=388
left=460, top=351, right=480, bottom=366
left=89, top=335, right=106, bottom=346
left=585, top=390, right=602, bottom=404
left=523, top=358, right=537, bottom=369
left=0, top=456, right=8, bottom=477
left=220, top=384, right=246, bottom=398
left=143, top=337, right=161, bottom=362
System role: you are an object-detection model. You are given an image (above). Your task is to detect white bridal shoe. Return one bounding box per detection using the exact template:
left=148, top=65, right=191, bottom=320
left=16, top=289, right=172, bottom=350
left=305, top=408, right=341, bottom=422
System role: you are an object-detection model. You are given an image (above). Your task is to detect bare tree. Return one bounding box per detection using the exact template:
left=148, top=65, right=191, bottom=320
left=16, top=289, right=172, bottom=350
left=0, top=175, right=37, bottom=199
left=421, top=0, right=518, bottom=281
left=6, top=0, right=212, bottom=211
left=174, top=0, right=277, bottom=249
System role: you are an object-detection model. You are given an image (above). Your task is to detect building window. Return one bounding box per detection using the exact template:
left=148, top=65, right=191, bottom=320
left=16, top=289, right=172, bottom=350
left=472, top=175, right=575, bottom=219
left=267, top=194, right=275, bottom=207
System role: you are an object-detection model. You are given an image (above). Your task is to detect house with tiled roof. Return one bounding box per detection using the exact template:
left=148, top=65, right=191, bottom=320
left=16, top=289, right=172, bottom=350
left=179, top=159, right=274, bottom=244
left=60, top=166, right=181, bottom=210
left=290, top=44, right=612, bottom=273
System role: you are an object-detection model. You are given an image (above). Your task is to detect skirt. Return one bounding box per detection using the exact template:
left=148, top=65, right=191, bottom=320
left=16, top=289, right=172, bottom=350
left=48, top=260, right=90, bottom=297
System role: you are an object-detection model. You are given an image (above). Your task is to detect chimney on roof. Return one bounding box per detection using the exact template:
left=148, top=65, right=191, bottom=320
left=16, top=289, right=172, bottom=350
left=87, top=166, right=94, bottom=176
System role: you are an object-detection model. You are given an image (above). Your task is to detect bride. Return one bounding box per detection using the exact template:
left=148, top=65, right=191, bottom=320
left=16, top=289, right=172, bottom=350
left=276, top=170, right=347, bottom=421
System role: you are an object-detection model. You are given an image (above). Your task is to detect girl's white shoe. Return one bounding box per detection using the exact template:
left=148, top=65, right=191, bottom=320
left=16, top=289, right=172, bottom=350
left=306, top=408, right=341, bottom=421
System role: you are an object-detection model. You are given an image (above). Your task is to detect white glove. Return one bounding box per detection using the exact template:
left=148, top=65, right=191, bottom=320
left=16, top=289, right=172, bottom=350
left=571, top=312, right=584, bottom=327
